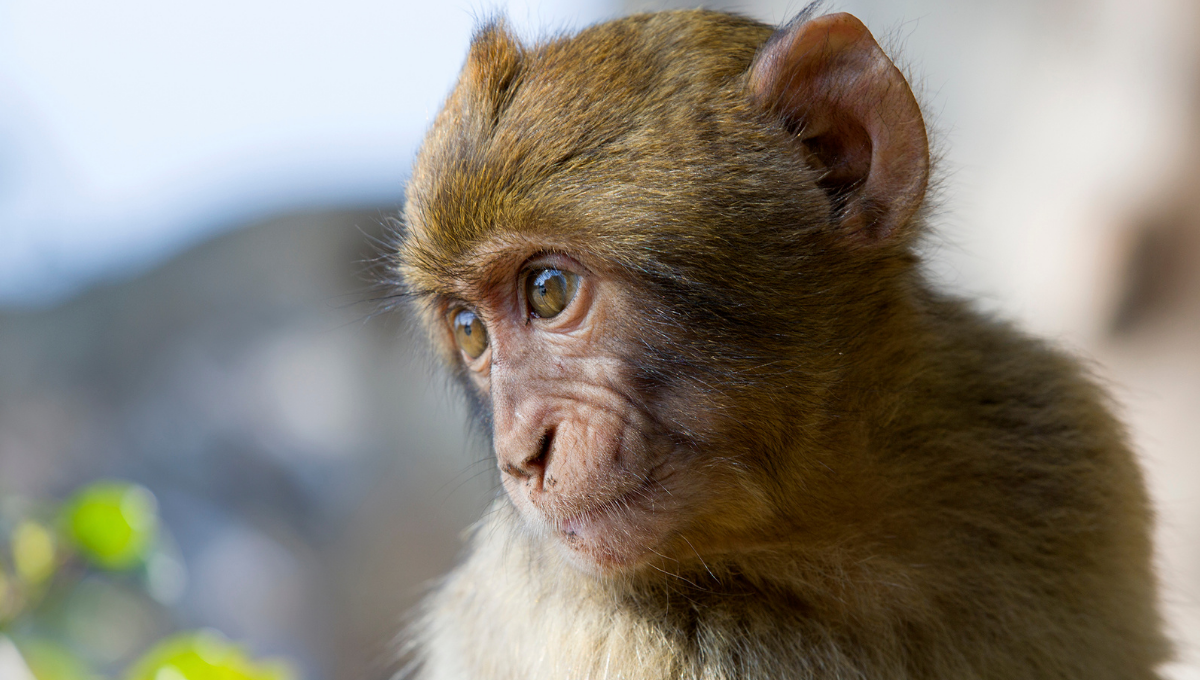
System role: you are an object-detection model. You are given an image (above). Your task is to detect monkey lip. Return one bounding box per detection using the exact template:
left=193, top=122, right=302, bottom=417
left=548, top=478, right=668, bottom=571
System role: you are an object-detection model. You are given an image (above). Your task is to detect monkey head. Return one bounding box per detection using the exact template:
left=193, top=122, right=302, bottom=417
left=397, top=10, right=929, bottom=576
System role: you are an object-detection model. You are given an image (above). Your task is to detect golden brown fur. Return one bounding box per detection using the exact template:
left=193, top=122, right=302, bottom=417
left=394, top=8, right=1167, bottom=679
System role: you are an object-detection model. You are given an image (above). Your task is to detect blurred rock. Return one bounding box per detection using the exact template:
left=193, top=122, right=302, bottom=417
left=0, top=209, right=494, bottom=680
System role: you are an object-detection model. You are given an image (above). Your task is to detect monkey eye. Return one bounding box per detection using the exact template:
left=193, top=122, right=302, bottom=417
left=526, top=268, right=580, bottom=319
left=449, top=307, right=488, bottom=359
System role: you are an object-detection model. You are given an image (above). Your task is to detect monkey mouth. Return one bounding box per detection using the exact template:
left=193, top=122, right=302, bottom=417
left=557, top=486, right=645, bottom=536
left=548, top=477, right=669, bottom=571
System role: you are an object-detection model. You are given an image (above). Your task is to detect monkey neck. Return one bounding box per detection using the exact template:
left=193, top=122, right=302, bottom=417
left=759, top=268, right=931, bottom=510
left=427, top=501, right=943, bottom=679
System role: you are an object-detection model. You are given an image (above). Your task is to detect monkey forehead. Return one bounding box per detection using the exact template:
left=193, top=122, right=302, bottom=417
left=399, top=11, right=819, bottom=285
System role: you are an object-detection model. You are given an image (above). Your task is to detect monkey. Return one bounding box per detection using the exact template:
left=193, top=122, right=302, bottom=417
left=392, top=7, right=1168, bottom=679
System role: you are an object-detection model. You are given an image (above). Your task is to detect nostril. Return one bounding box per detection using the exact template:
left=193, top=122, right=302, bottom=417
left=528, top=428, right=554, bottom=471
left=502, top=428, right=554, bottom=482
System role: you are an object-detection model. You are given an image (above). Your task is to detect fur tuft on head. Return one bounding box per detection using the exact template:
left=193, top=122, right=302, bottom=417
left=461, top=21, right=525, bottom=125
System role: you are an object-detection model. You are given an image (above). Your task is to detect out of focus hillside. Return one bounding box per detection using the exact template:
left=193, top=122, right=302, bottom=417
left=0, top=209, right=495, bottom=680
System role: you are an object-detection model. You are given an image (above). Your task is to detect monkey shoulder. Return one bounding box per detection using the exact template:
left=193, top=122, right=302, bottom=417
left=907, top=295, right=1128, bottom=454
left=882, top=295, right=1166, bottom=661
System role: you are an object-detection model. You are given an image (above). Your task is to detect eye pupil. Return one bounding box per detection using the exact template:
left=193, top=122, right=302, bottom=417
left=527, top=268, right=579, bottom=319
left=450, top=308, right=488, bottom=359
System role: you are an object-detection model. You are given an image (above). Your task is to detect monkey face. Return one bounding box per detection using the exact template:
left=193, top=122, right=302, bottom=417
left=435, top=248, right=694, bottom=573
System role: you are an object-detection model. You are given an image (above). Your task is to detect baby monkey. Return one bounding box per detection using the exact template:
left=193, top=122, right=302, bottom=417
left=395, top=7, right=1167, bottom=680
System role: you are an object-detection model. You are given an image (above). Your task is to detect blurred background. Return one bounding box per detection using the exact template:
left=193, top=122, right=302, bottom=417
left=0, top=0, right=1198, bottom=678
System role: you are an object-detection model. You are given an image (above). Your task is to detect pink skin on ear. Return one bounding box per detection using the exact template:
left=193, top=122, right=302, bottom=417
left=748, top=13, right=929, bottom=241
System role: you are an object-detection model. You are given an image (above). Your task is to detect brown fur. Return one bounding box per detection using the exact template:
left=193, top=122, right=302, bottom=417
left=394, top=9, right=1167, bottom=679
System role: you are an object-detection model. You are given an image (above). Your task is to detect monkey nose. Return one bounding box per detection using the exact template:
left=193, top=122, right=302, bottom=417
left=501, top=427, right=554, bottom=484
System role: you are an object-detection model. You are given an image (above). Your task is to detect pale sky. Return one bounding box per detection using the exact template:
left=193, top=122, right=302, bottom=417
left=0, top=0, right=615, bottom=305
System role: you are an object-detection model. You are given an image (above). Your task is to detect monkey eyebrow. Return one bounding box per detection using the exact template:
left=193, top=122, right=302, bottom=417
left=395, top=254, right=483, bottom=300
left=391, top=279, right=452, bottom=304
left=390, top=259, right=459, bottom=299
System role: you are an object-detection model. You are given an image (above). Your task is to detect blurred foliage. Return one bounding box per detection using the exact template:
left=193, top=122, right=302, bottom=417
left=126, top=632, right=293, bottom=680
left=13, top=522, right=57, bottom=585
left=15, top=638, right=94, bottom=680
left=63, top=483, right=158, bottom=572
left=0, top=481, right=295, bottom=680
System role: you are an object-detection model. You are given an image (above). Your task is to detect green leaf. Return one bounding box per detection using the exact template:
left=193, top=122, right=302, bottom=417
left=125, top=631, right=294, bottom=680
left=63, top=482, right=158, bottom=571
left=12, top=521, right=57, bottom=584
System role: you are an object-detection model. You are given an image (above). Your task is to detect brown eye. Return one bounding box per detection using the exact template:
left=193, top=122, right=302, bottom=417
left=450, top=308, right=488, bottom=359
left=526, top=268, right=580, bottom=319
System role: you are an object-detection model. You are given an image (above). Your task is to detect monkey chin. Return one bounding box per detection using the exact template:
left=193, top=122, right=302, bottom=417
left=521, top=484, right=674, bottom=577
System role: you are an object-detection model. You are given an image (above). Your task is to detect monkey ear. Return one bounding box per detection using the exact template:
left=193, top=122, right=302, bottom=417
left=748, top=13, right=929, bottom=242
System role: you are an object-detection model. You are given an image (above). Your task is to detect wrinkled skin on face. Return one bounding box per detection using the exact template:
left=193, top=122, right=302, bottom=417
left=430, top=244, right=713, bottom=573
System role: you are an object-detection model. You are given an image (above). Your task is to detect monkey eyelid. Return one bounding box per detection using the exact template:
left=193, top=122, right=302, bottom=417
left=436, top=297, right=478, bottom=322
left=518, top=251, right=591, bottom=277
